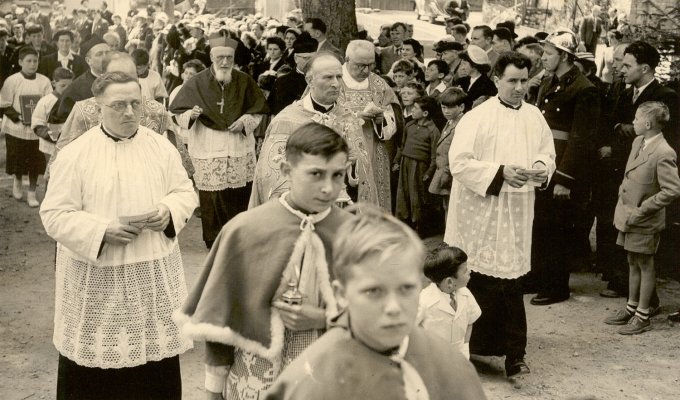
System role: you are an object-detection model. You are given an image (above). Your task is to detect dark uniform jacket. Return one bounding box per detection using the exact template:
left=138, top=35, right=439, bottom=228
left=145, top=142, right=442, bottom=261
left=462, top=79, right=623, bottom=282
left=536, top=65, right=599, bottom=194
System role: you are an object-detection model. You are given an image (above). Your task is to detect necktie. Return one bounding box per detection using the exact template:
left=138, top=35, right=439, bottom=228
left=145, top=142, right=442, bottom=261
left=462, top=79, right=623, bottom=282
left=449, top=292, right=457, bottom=311
left=632, top=88, right=640, bottom=104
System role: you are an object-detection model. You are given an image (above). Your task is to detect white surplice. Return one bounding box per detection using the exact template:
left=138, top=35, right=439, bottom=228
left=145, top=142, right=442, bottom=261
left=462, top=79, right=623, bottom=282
left=40, top=125, right=198, bottom=369
left=444, top=97, right=556, bottom=279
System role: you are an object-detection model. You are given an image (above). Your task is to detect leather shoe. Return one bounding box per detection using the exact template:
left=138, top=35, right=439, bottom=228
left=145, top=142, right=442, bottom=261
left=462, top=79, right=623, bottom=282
left=505, top=358, right=530, bottom=377
left=668, top=310, right=680, bottom=323
left=599, top=289, right=624, bottom=298
left=530, top=293, right=570, bottom=306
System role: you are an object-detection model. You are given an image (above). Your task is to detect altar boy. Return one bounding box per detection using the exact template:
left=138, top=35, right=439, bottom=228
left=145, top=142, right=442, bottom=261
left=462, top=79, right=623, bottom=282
left=264, top=206, right=487, bottom=400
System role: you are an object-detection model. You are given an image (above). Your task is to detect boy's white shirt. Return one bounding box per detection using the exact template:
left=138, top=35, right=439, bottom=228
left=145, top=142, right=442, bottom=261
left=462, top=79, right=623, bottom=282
left=418, top=283, right=482, bottom=359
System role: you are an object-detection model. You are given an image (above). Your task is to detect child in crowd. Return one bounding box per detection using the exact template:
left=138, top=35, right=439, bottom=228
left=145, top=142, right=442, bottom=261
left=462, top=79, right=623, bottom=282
left=394, top=96, right=440, bottom=234
left=263, top=206, right=486, bottom=400
left=32, top=67, right=74, bottom=166
left=391, top=60, right=415, bottom=94
left=606, top=101, right=680, bottom=334
left=424, top=60, right=449, bottom=98
left=399, top=82, right=425, bottom=124
left=418, top=245, right=481, bottom=359
left=428, top=87, right=466, bottom=214
left=0, top=47, right=52, bottom=207
left=132, top=47, right=168, bottom=104
left=169, top=59, right=206, bottom=146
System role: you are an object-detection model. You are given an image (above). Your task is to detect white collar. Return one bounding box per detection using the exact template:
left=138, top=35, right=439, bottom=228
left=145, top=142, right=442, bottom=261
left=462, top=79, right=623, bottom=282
left=634, top=78, right=655, bottom=95
left=642, top=133, right=662, bottom=148
left=426, top=81, right=446, bottom=95
left=342, top=63, right=370, bottom=89
left=279, top=192, right=332, bottom=229
left=58, top=51, right=74, bottom=61
left=469, top=74, right=481, bottom=86
left=317, top=38, right=326, bottom=49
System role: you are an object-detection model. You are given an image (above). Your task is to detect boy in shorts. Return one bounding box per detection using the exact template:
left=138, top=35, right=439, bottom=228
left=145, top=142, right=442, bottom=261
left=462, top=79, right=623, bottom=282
left=605, top=101, right=680, bottom=334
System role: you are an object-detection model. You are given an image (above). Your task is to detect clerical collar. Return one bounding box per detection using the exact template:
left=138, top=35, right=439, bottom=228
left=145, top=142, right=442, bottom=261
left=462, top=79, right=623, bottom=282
left=498, top=96, right=522, bottom=110
left=20, top=71, right=37, bottom=80
left=101, top=124, right=138, bottom=142
left=310, top=95, right=334, bottom=113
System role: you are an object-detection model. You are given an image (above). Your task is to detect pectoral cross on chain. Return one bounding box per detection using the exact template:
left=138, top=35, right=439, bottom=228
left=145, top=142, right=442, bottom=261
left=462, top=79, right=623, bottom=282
left=217, top=98, right=225, bottom=114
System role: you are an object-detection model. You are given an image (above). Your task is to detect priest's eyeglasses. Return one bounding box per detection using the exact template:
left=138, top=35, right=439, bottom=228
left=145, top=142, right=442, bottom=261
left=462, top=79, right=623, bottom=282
left=350, top=61, right=375, bottom=71
left=104, top=100, right=142, bottom=113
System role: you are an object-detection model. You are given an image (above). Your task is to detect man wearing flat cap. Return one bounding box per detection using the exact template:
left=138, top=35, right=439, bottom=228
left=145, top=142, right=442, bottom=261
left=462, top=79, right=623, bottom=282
left=170, top=33, right=268, bottom=249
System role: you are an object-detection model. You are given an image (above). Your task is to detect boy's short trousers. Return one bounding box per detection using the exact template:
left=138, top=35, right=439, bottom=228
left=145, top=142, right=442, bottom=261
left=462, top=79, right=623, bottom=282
left=617, top=231, right=660, bottom=255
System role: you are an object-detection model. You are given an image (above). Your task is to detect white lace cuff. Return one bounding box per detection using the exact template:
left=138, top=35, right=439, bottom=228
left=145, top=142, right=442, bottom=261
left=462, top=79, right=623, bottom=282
left=238, top=114, right=263, bottom=136
left=205, top=364, right=229, bottom=393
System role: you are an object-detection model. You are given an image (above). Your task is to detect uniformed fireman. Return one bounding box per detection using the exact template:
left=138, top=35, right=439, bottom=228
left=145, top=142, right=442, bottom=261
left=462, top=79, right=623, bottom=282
left=529, top=29, right=600, bottom=305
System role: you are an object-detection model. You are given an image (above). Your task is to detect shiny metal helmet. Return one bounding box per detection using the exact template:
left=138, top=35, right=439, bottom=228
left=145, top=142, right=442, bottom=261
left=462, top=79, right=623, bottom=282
left=541, top=29, right=579, bottom=55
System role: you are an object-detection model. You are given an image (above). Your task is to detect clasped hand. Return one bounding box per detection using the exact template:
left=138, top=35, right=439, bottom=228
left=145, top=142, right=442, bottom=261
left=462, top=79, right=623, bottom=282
left=272, top=301, right=326, bottom=331
left=503, top=165, right=548, bottom=188
left=145, top=204, right=171, bottom=232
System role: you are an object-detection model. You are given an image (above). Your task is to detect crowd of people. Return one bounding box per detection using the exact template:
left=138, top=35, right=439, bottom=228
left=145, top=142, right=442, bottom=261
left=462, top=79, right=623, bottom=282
left=1, top=1, right=680, bottom=399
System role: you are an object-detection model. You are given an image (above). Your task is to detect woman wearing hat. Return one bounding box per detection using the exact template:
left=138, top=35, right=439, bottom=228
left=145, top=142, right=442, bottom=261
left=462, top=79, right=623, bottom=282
left=435, top=39, right=465, bottom=85
left=456, top=45, right=497, bottom=111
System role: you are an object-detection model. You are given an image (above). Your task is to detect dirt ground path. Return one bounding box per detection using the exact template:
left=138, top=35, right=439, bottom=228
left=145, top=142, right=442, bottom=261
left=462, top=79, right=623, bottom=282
left=1, top=176, right=679, bottom=400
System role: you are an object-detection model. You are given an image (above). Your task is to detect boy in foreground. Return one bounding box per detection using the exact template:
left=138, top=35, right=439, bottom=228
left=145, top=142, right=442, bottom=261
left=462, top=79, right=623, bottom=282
left=264, top=206, right=486, bottom=400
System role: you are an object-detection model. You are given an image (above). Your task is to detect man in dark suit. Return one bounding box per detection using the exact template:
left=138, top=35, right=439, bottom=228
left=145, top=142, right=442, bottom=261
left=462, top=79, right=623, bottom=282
left=75, top=8, right=93, bottom=44
left=90, top=10, right=110, bottom=40
left=112, top=15, right=127, bottom=50
left=9, top=24, right=55, bottom=73
left=48, top=42, right=109, bottom=125
left=378, top=22, right=407, bottom=75
left=39, top=30, right=88, bottom=79
left=530, top=30, right=600, bottom=306
left=267, top=36, right=317, bottom=115
left=304, top=17, right=342, bottom=61
left=602, top=41, right=679, bottom=303
left=100, top=1, right=114, bottom=25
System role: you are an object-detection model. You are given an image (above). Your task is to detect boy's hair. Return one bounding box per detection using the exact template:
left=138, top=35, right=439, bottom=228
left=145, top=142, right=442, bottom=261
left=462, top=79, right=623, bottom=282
left=424, top=245, right=468, bottom=284
left=637, top=101, right=670, bottom=130
left=285, top=123, right=349, bottom=165
left=493, top=51, right=531, bottom=78
left=18, top=46, right=38, bottom=61
left=414, top=96, right=439, bottom=116
left=183, top=59, right=206, bottom=73
left=403, top=81, right=426, bottom=97
left=392, top=59, right=414, bottom=75
left=333, top=204, right=425, bottom=284
left=52, top=67, right=74, bottom=81
left=131, top=48, right=150, bottom=66
left=427, top=59, right=450, bottom=77
left=624, top=40, right=660, bottom=70
left=439, top=87, right=467, bottom=107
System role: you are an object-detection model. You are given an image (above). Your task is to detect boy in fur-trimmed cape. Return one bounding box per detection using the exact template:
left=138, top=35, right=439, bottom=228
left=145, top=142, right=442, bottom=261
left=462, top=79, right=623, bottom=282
left=173, top=123, right=352, bottom=399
